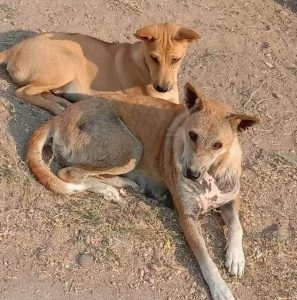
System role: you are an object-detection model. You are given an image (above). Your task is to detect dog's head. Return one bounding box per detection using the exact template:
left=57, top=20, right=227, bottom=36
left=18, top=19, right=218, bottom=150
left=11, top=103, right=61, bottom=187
left=178, top=83, right=259, bottom=181
left=135, top=23, right=199, bottom=93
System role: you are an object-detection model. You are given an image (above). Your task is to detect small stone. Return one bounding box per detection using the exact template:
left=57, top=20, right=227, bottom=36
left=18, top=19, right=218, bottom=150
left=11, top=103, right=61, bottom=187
left=272, top=92, right=280, bottom=98
left=265, top=62, right=274, bottom=69
left=140, top=270, right=145, bottom=279
left=255, top=249, right=263, bottom=259
left=85, top=235, right=91, bottom=245
left=78, top=253, right=94, bottom=268
left=120, top=188, right=127, bottom=196
left=150, top=264, right=159, bottom=271
left=190, top=287, right=196, bottom=294
left=260, top=41, right=269, bottom=49
left=148, top=278, right=155, bottom=284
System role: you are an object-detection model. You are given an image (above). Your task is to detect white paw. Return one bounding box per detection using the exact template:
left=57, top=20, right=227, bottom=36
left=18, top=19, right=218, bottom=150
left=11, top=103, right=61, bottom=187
left=210, top=280, right=235, bottom=300
left=103, top=187, right=122, bottom=203
left=225, top=243, right=245, bottom=277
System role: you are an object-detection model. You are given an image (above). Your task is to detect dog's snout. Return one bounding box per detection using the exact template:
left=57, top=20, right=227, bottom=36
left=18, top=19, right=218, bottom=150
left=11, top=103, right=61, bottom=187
left=185, top=168, right=201, bottom=181
left=154, top=83, right=169, bottom=93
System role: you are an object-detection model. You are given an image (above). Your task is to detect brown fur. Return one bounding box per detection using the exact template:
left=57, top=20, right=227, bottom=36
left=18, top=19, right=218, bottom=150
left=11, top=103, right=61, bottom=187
left=0, top=23, right=199, bottom=114
left=26, top=84, right=259, bottom=300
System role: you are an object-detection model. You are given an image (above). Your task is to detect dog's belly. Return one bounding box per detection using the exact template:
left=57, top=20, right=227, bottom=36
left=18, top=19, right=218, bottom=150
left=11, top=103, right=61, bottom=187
left=124, top=170, right=173, bottom=207
left=51, top=81, right=82, bottom=102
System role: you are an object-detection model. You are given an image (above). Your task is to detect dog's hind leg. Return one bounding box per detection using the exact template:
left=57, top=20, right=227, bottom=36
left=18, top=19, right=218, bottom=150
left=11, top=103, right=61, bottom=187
left=15, top=84, right=67, bottom=115
left=57, top=158, right=140, bottom=202
left=220, top=199, right=245, bottom=278
left=97, top=176, right=143, bottom=193
left=42, top=92, right=72, bottom=108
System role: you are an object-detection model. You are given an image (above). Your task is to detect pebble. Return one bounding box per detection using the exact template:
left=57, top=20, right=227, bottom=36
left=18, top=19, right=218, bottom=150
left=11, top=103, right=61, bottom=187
left=255, top=249, right=263, bottom=259
left=85, top=235, right=91, bottom=245
left=120, top=188, right=127, bottom=196
left=78, top=253, right=94, bottom=268
left=272, top=92, right=280, bottom=98
left=265, top=62, right=274, bottom=69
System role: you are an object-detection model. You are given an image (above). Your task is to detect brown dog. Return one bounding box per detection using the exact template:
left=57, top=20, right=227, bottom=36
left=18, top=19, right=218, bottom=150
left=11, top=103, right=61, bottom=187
left=0, top=23, right=199, bottom=114
left=26, top=83, right=259, bottom=299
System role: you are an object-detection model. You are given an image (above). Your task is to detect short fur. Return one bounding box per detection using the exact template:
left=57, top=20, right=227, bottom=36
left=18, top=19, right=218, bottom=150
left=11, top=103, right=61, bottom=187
left=0, top=23, right=199, bottom=114
left=26, top=84, right=259, bottom=300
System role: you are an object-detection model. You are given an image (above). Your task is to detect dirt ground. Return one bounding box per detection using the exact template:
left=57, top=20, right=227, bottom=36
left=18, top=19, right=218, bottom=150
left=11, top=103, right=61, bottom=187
left=0, top=0, right=296, bottom=299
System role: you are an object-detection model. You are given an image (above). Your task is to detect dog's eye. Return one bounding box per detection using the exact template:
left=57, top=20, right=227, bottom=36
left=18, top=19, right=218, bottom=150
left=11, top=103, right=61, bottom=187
left=171, top=58, right=180, bottom=65
left=213, top=142, right=223, bottom=150
left=150, top=55, right=159, bottom=64
left=189, top=131, right=198, bottom=143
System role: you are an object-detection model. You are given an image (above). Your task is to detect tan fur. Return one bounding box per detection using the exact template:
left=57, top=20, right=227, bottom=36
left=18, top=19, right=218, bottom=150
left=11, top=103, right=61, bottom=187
left=26, top=84, right=259, bottom=300
left=0, top=23, right=199, bottom=114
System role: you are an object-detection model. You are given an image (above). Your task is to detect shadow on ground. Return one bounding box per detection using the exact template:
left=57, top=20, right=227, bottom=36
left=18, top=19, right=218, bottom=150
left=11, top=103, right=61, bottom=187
left=0, top=30, right=51, bottom=160
left=273, top=0, right=297, bottom=13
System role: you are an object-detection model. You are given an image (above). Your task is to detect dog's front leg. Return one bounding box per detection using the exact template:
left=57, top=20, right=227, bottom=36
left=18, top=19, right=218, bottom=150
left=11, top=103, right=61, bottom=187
left=220, top=200, right=245, bottom=277
left=179, top=215, right=234, bottom=300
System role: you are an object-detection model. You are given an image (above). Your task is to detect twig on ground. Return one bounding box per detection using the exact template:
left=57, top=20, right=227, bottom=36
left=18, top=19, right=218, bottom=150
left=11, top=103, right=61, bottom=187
left=243, top=81, right=266, bottom=108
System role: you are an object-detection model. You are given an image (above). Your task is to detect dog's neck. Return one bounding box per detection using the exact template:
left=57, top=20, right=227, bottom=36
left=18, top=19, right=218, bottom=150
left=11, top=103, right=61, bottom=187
left=129, top=41, right=152, bottom=86
left=163, top=111, right=188, bottom=188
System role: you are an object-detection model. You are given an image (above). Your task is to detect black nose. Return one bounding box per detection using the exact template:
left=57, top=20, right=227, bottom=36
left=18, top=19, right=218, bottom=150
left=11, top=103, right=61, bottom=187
left=185, top=168, right=201, bottom=181
left=154, top=84, right=169, bottom=93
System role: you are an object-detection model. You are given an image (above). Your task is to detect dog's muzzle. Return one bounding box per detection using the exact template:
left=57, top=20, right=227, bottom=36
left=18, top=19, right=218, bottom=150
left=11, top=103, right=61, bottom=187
left=153, top=83, right=169, bottom=93
left=184, top=168, right=202, bottom=181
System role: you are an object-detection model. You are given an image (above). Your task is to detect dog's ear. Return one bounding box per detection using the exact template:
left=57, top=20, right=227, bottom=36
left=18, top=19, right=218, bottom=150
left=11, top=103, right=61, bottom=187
left=175, top=28, right=200, bottom=42
left=228, top=113, right=260, bottom=132
left=134, top=25, right=156, bottom=41
left=183, top=82, right=204, bottom=112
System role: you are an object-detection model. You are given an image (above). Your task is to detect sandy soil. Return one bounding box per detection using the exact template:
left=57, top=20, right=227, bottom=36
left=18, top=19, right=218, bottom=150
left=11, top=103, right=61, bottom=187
left=0, top=0, right=296, bottom=299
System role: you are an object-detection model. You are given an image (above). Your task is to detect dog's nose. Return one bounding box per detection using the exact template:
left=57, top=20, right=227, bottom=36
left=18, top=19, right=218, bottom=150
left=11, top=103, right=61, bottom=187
left=185, top=168, right=201, bottom=181
left=154, top=84, right=169, bottom=93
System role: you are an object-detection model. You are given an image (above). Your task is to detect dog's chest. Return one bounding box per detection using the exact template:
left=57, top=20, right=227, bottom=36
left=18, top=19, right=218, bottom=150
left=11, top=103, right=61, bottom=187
left=179, top=173, right=239, bottom=215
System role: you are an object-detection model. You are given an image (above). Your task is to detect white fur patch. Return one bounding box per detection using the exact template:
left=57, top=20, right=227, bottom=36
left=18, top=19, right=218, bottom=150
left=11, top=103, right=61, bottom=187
left=65, top=183, right=86, bottom=193
left=197, top=173, right=239, bottom=212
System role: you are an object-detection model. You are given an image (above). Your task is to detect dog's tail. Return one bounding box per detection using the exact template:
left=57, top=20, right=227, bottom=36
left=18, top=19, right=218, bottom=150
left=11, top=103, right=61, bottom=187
left=0, top=48, right=11, bottom=65
left=27, top=121, right=86, bottom=195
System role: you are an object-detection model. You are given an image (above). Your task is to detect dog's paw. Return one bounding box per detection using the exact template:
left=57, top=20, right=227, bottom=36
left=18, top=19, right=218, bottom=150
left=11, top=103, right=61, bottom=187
left=225, top=243, right=245, bottom=277
left=53, top=105, right=65, bottom=115
left=210, top=280, right=235, bottom=300
left=103, top=187, right=122, bottom=203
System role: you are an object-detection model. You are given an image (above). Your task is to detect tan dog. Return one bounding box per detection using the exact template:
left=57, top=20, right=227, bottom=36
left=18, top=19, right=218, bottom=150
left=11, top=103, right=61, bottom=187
left=26, top=83, right=259, bottom=300
left=0, top=23, right=199, bottom=114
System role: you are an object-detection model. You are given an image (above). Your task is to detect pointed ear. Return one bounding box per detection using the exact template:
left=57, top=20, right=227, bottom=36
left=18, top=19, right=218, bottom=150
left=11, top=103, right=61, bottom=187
left=134, top=25, right=157, bottom=41
left=228, top=113, right=260, bottom=132
left=184, top=83, right=204, bottom=112
left=175, top=27, right=200, bottom=42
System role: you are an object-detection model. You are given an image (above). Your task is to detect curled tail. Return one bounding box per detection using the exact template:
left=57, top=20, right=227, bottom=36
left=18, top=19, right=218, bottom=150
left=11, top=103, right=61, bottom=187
left=26, top=122, right=86, bottom=194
